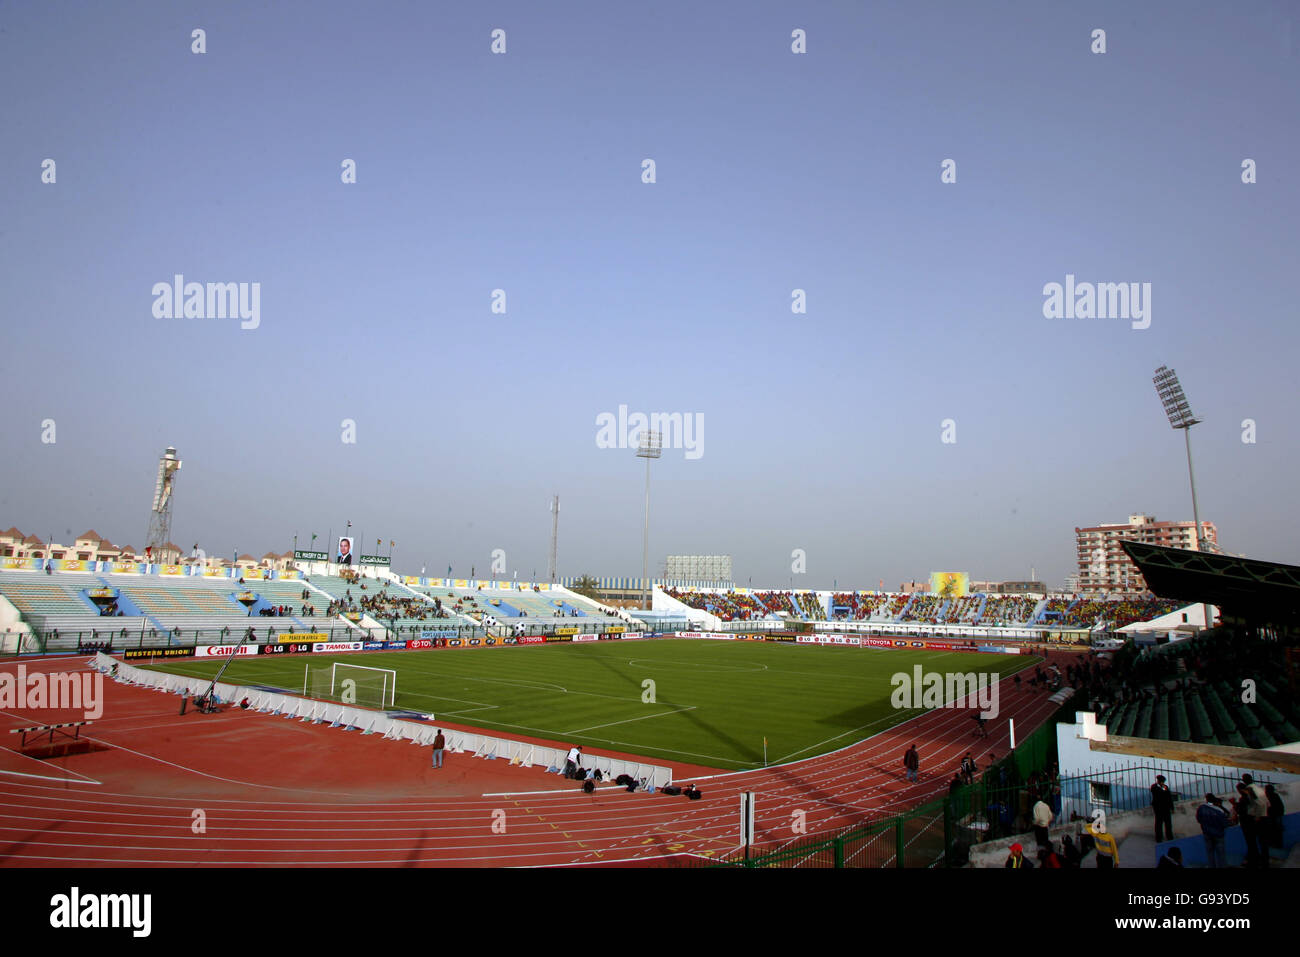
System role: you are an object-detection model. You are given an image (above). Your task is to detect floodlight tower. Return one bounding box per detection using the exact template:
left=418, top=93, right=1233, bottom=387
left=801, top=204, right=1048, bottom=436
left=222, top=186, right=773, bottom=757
left=1152, top=367, right=1211, bottom=551
left=636, top=431, right=662, bottom=610
left=548, top=494, right=560, bottom=584
left=145, top=446, right=182, bottom=555
left=1153, top=366, right=1215, bottom=630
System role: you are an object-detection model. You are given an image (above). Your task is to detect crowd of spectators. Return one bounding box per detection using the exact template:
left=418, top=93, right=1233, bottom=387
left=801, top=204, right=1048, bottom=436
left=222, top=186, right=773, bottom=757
left=1040, top=597, right=1073, bottom=618
left=665, top=588, right=768, bottom=621
left=945, top=595, right=982, bottom=624
left=980, top=595, right=1039, bottom=625
left=1061, top=595, right=1181, bottom=629
left=900, top=595, right=945, bottom=623
left=795, top=592, right=825, bottom=620
left=664, top=586, right=1183, bottom=630
left=756, top=591, right=795, bottom=616
left=325, top=585, right=451, bottom=622
left=831, top=593, right=890, bottom=621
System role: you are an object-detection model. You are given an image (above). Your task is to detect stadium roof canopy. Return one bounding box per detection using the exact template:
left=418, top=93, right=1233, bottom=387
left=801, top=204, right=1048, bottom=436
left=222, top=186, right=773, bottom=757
left=1121, top=542, right=1300, bottom=627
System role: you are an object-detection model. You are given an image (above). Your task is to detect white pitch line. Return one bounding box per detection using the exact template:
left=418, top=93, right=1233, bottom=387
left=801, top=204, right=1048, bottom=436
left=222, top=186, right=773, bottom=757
left=437, top=705, right=500, bottom=717
left=770, top=710, right=922, bottom=764
left=564, top=706, right=698, bottom=736
left=0, top=768, right=102, bottom=785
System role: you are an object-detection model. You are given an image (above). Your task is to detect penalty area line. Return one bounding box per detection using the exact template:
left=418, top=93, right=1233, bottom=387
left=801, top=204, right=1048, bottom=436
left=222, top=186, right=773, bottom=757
left=563, top=705, right=697, bottom=736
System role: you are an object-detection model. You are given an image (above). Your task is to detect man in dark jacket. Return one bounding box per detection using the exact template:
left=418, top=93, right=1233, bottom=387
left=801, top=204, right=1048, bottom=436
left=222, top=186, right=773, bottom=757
left=1265, top=784, right=1285, bottom=852
left=1196, top=793, right=1230, bottom=868
left=1151, top=775, right=1174, bottom=842
left=903, top=744, right=919, bottom=783
left=1060, top=834, right=1082, bottom=868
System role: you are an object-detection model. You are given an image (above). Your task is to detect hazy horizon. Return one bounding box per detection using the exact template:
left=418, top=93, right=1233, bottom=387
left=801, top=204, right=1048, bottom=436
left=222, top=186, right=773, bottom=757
left=2, top=1, right=1297, bottom=590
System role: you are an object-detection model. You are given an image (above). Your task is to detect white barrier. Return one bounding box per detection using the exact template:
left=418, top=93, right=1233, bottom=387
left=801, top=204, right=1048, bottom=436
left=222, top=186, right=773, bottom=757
left=91, top=653, right=674, bottom=789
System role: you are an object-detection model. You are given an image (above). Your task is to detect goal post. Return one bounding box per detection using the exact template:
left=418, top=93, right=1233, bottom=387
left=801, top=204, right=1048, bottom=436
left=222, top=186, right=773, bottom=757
left=304, top=662, right=397, bottom=709
left=332, top=662, right=396, bottom=708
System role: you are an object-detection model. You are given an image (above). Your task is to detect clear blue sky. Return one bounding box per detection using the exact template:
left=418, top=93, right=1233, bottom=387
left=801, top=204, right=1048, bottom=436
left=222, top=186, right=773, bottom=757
left=1, top=1, right=1297, bottom=588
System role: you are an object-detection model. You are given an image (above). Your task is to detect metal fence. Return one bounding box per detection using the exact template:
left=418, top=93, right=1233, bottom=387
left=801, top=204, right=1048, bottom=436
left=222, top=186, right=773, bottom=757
left=703, top=801, right=950, bottom=869
left=702, top=759, right=1274, bottom=869
left=703, top=702, right=1069, bottom=868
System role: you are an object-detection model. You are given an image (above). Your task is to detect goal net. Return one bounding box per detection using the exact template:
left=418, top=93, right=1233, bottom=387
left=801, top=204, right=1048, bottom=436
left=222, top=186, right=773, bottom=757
left=304, top=662, right=396, bottom=709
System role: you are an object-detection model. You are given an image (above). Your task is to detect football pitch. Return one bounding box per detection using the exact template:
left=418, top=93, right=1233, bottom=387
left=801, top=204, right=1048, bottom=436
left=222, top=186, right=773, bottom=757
left=141, top=640, right=1040, bottom=770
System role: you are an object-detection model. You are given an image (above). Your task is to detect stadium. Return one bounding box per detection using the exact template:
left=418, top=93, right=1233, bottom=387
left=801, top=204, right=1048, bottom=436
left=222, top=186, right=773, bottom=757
left=3, top=1, right=1299, bottom=939
left=2, top=503, right=1297, bottom=870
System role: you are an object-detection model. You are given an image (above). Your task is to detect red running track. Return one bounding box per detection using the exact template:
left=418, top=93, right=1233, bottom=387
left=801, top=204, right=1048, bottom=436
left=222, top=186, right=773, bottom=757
left=0, top=652, right=1070, bottom=867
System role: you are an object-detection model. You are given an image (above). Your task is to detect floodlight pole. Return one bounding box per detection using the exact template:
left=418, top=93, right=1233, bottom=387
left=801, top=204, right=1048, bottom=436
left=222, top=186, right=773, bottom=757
left=636, top=432, right=662, bottom=611
left=643, top=454, right=651, bottom=609
left=1184, top=428, right=1205, bottom=552
left=1153, top=365, right=1214, bottom=631
left=1183, top=427, right=1216, bottom=632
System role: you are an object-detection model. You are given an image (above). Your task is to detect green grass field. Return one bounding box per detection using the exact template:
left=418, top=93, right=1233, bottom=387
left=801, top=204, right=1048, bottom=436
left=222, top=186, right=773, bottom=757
left=142, top=640, right=1039, bottom=769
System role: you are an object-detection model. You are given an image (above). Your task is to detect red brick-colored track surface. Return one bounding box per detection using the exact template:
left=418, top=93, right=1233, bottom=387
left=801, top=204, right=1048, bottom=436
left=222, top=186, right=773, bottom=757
left=0, top=653, right=1069, bottom=867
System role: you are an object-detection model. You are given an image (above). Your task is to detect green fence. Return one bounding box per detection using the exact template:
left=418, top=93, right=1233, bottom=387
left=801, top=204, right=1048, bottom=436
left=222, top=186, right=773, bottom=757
left=703, top=759, right=1274, bottom=869
left=704, top=699, right=1073, bottom=868
left=704, top=798, right=951, bottom=869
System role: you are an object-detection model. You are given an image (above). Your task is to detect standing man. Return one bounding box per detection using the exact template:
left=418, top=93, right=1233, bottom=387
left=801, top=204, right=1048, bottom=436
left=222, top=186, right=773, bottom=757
left=961, top=752, right=977, bottom=785
left=1150, top=775, right=1174, bottom=843
left=431, top=729, right=446, bottom=770
left=1032, top=794, right=1054, bottom=848
left=1265, top=784, right=1285, bottom=853
left=1196, top=793, right=1229, bottom=868
left=903, top=744, right=919, bottom=783
left=1241, top=774, right=1269, bottom=867
left=1233, top=784, right=1258, bottom=867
